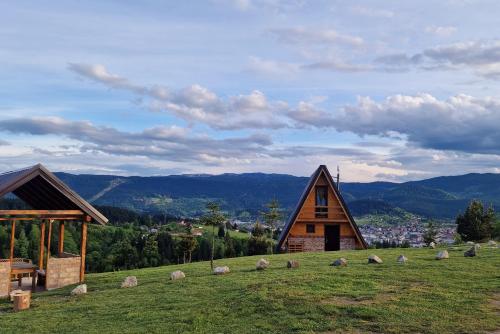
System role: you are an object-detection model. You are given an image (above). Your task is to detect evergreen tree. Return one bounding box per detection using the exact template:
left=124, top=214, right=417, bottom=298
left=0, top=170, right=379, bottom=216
left=28, top=224, right=40, bottom=263
left=142, top=233, right=160, bottom=267
left=224, top=231, right=236, bottom=258
left=15, top=228, right=29, bottom=258
left=261, top=199, right=282, bottom=253
left=177, top=234, right=198, bottom=263
left=157, top=230, right=175, bottom=264
left=217, top=225, right=226, bottom=238
left=423, top=221, right=438, bottom=245
left=201, top=202, right=226, bottom=271
left=456, top=200, right=494, bottom=241
left=248, top=221, right=271, bottom=255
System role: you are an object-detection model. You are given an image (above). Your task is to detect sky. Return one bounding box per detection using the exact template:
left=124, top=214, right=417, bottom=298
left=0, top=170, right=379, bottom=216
left=1, top=0, right=500, bottom=182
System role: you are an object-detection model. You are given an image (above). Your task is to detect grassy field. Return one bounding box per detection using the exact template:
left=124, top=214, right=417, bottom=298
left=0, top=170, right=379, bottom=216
left=1, top=245, right=499, bottom=334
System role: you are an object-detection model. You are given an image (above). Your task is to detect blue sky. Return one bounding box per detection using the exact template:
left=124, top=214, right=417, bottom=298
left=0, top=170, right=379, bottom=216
left=1, top=0, right=500, bottom=181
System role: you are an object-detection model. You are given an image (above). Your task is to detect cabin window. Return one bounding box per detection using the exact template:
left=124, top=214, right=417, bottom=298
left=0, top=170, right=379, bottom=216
left=306, top=224, right=315, bottom=233
left=315, top=186, right=328, bottom=218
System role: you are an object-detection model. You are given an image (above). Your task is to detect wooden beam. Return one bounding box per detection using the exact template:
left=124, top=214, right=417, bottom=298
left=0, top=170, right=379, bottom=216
left=79, top=221, right=88, bottom=283
left=0, top=210, right=84, bottom=216
left=39, top=221, right=46, bottom=269
left=9, top=220, right=16, bottom=263
left=0, top=216, right=83, bottom=221
left=58, top=222, right=65, bottom=256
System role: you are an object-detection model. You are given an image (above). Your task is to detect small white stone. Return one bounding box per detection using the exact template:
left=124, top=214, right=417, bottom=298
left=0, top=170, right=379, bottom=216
left=170, top=270, right=185, bottom=280
left=368, top=255, right=383, bottom=264
left=121, top=276, right=138, bottom=288
left=213, top=266, right=230, bottom=275
left=436, top=250, right=449, bottom=260
left=71, top=284, right=87, bottom=295
left=397, top=255, right=408, bottom=264
left=429, top=242, right=436, bottom=249
left=256, top=258, right=269, bottom=270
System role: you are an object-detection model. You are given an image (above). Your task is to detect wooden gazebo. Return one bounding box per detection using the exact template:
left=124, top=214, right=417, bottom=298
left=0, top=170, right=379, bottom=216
left=0, top=164, right=107, bottom=298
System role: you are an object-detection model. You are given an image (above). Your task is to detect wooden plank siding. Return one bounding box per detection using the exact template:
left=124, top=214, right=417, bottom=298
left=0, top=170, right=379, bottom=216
left=277, top=165, right=367, bottom=252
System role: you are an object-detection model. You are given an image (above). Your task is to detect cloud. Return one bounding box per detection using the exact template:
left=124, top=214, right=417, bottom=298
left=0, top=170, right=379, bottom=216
left=350, top=5, right=394, bottom=18
left=0, top=116, right=378, bottom=168
left=302, top=58, right=372, bottom=72
left=247, top=56, right=300, bottom=76
left=268, top=27, right=364, bottom=47
left=334, top=93, right=500, bottom=155
left=425, top=25, right=457, bottom=37
left=0, top=139, right=9, bottom=146
left=69, top=63, right=292, bottom=130
left=376, top=40, right=500, bottom=78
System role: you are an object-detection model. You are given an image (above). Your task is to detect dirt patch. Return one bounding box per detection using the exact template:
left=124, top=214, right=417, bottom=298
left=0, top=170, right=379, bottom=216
left=489, top=293, right=500, bottom=315
left=321, top=293, right=397, bottom=306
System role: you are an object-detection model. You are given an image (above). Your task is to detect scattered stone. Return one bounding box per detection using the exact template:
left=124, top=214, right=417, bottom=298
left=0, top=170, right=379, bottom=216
left=287, top=260, right=299, bottom=269
left=474, top=243, right=481, bottom=250
left=397, top=255, right=408, bottom=264
left=9, top=289, right=24, bottom=302
left=331, top=258, right=348, bottom=267
left=488, top=240, right=497, bottom=247
left=256, top=258, right=269, bottom=270
left=464, top=247, right=476, bottom=257
left=466, top=241, right=475, bottom=245
left=71, top=284, right=87, bottom=295
left=429, top=242, right=436, bottom=249
left=213, top=266, right=230, bottom=275
left=368, top=255, right=383, bottom=264
left=436, top=250, right=449, bottom=260
left=170, top=270, right=185, bottom=280
left=121, top=276, right=138, bottom=288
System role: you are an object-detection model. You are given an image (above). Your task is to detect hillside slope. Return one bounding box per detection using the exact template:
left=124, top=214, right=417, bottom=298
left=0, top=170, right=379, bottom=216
left=1, top=246, right=499, bottom=333
left=54, top=172, right=500, bottom=220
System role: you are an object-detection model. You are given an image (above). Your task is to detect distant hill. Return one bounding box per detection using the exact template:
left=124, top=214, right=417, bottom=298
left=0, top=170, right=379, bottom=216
left=53, top=171, right=500, bottom=221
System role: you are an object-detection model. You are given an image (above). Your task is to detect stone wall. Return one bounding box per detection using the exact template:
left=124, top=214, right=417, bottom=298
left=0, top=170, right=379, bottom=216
left=46, top=256, right=80, bottom=290
left=289, top=236, right=324, bottom=252
left=340, top=237, right=356, bottom=250
left=0, top=261, right=11, bottom=298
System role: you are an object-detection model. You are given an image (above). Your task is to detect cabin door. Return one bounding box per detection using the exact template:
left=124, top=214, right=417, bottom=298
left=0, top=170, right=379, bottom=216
left=324, top=225, right=340, bottom=251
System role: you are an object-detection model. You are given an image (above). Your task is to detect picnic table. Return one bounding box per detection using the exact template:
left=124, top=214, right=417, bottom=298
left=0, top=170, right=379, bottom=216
left=11, top=262, right=38, bottom=292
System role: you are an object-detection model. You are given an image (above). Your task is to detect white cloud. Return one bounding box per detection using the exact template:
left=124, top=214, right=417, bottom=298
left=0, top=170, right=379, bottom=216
left=268, top=27, right=364, bottom=47
left=350, top=5, right=394, bottom=18
left=247, top=56, right=300, bottom=76
left=425, top=25, right=457, bottom=37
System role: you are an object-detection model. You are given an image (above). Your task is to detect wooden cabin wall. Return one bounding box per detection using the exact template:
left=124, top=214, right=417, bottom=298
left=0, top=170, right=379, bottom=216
left=286, top=172, right=360, bottom=252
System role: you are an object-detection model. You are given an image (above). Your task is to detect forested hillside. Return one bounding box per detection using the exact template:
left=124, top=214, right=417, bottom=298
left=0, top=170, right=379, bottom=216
left=54, top=172, right=500, bottom=220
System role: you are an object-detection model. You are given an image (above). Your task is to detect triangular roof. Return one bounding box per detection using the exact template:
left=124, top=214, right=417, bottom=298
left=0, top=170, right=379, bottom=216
left=0, top=163, right=108, bottom=224
left=276, top=165, right=367, bottom=250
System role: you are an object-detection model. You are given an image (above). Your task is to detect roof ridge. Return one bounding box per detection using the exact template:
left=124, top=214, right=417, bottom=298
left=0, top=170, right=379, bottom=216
left=0, top=164, right=39, bottom=177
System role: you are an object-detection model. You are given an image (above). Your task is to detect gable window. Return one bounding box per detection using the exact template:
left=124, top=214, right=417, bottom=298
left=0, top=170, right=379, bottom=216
left=315, top=186, right=328, bottom=218
left=306, top=224, right=315, bottom=233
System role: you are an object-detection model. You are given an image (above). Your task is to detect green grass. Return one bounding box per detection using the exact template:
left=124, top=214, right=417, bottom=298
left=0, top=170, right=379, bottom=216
left=1, top=245, right=499, bottom=334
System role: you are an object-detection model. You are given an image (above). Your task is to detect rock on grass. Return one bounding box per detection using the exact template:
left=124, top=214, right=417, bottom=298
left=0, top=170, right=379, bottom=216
left=121, top=276, right=138, bottom=288
left=368, top=255, right=383, bottom=264
left=331, top=258, right=348, bottom=267
left=170, top=270, right=185, bottom=280
left=71, top=284, right=87, bottom=295
left=256, top=258, right=269, bottom=270
left=213, top=266, right=230, bottom=275
left=436, top=250, right=449, bottom=260
left=287, top=260, right=299, bottom=268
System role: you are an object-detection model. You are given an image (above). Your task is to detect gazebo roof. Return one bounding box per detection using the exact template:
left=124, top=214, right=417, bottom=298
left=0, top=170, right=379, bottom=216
left=0, top=164, right=107, bottom=224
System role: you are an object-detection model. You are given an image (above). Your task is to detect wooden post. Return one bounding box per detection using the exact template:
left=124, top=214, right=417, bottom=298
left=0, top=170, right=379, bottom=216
left=58, top=221, right=65, bottom=256
left=9, top=220, right=16, bottom=264
left=39, top=221, right=46, bottom=269
left=46, top=220, right=53, bottom=265
left=79, top=218, right=89, bottom=283
left=45, top=220, right=53, bottom=291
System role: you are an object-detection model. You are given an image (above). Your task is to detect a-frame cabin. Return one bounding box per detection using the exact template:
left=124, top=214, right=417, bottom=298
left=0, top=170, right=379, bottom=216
left=277, top=165, right=367, bottom=252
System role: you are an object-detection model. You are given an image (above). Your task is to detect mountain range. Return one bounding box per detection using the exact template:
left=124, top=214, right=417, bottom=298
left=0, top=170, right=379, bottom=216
left=53, top=171, right=500, bottom=223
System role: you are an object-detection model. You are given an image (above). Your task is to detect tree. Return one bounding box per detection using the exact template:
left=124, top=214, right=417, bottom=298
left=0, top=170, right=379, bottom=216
left=217, top=225, right=226, bottom=238
left=142, top=233, right=160, bottom=267
left=456, top=200, right=495, bottom=241
left=28, top=224, right=40, bottom=264
left=248, top=221, right=271, bottom=255
left=423, top=221, right=438, bottom=245
left=261, top=199, right=282, bottom=248
left=224, top=231, right=236, bottom=258
left=201, top=202, right=226, bottom=271
left=177, top=234, right=198, bottom=263
left=15, top=228, right=29, bottom=258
